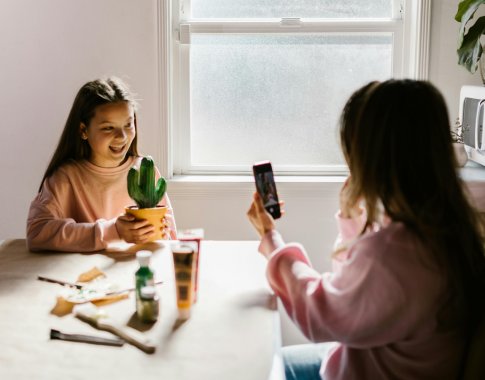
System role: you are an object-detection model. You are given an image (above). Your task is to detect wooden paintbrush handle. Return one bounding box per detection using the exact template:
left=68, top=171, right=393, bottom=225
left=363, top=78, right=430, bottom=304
left=97, top=320, right=156, bottom=354
left=74, top=303, right=156, bottom=354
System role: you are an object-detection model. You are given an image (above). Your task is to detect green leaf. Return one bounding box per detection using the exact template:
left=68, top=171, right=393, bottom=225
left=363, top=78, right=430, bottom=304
left=156, top=177, right=167, bottom=202
left=126, top=156, right=166, bottom=208
left=455, top=0, right=485, bottom=22
left=458, top=16, right=485, bottom=73
left=457, top=0, right=485, bottom=48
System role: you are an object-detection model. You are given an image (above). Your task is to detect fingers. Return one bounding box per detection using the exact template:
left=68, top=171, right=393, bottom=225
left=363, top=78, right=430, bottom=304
left=163, top=213, right=174, bottom=222
left=247, top=197, right=256, bottom=216
left=122, top=217, right=151, bottom=229
left=158, top=220, right=172, bottom=240
left=131, top=225, right=156, bottom=244
left=250, top=192, right=286, bottom=218
left=253, top=192, right=266, bottom=213
left=118, top=214, right=152, bottom=229
left=127, top=219, right=155, bottom=239
left=136, top=223, right=156, bottom=236
left=118, top=214, right=135, bottom=222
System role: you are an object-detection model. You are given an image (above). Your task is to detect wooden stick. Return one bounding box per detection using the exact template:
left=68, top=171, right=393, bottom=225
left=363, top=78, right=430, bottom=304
left=74, top=304, right=156, bottom=354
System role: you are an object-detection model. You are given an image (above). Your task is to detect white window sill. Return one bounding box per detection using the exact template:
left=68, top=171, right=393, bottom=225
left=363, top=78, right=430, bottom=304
left=168, top=175, right=346, bottom=199
left=169, top=175, right=347, bottom=183
left=167, top=162, right=485, bottom=200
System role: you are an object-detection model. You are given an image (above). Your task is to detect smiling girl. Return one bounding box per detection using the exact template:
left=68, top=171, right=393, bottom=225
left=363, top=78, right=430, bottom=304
left=27, top=77, right=177, bottom=252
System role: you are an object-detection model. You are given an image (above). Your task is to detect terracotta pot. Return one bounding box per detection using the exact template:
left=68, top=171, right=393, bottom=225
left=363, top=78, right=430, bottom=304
left=125, top=205, right=168, bottom=241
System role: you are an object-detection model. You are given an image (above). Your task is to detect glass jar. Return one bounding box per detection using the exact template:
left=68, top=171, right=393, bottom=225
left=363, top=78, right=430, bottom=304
left=136, top=286, right=159, bottom=323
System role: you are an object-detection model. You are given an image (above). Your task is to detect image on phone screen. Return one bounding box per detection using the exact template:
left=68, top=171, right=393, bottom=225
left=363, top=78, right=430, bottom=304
left=253, top=161, right=281, bottom=219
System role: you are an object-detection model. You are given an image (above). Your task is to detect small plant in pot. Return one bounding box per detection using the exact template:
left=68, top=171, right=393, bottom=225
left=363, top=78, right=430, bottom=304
left=126, top=156, right=168, bottom=242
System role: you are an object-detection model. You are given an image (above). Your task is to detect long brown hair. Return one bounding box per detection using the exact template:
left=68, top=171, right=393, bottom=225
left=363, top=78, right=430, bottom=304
left=38, top=77, right=139, bottom=191
left=340, top=79, right=485, bottom=327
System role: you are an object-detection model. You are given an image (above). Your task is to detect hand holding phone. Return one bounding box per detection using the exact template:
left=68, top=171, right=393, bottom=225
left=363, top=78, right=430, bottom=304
left=252, top=161, right=281, bottom=219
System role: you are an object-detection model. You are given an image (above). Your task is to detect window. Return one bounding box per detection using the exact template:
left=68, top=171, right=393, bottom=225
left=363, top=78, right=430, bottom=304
left=167, top=0, right=430, bottom=176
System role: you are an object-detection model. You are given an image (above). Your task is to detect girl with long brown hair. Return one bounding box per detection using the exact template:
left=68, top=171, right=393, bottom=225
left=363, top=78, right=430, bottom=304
left=247, top=79, right=485, bottom=379
left=27, top=77, right=176, bottom=252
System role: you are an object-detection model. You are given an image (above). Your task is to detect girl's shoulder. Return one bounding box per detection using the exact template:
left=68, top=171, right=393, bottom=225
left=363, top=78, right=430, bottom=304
left=356, top=222, right=445, bottom=279
left=48, top=159, right=82, bottom=180
left=357, top=222, right=424, bottom=261
left=371, top=221, right=415, bottom=243
left=64, top=156, right=139, bottom=175
left=38, top=160, right=81, bottom=196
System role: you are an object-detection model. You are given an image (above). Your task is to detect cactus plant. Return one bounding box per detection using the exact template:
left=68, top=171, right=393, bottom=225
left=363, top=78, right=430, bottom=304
left=127, top=156, right=167, bottom=209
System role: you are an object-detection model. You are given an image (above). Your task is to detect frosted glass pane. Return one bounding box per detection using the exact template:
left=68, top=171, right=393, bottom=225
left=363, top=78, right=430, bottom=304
left=190, top=34, right=392, bottom=167
left=192, top=0, right=393, bottom=19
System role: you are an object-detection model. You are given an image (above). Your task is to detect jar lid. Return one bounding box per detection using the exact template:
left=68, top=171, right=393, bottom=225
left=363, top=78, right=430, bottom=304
left=136, top=250, right=152, bottom=267
left=171, top=244, right=193, bottom=254
left=140, top=286, right=156, bottom=299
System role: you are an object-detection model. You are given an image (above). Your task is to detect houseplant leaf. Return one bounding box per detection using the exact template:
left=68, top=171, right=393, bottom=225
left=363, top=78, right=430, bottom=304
left=455, top=0, right=485, bottom=23
left=458, top=16, right=485, bottom=73
left=456, top=0, right=485, bottom=47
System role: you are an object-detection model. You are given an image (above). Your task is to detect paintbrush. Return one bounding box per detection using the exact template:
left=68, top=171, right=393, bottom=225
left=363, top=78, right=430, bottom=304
left=50, top=328, right=124, bottom=347
left=37, top=275, right=83, bottom=289
left=37, top=275, right=163, bottom=295
left=74, top=303, right=157, bottom=354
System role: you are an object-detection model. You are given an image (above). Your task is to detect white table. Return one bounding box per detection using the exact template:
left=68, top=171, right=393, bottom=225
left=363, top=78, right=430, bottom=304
left=460, top=160, right=485, bottom=181
left=0, top=239, right=283, bottom=380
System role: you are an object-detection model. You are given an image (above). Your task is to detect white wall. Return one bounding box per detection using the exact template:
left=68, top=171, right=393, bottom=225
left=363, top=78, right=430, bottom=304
left=429, top=1, right=483, bottom=117
left=0, top=0, right=163, bottom=238
left=0, top=0, right=482, bottom=345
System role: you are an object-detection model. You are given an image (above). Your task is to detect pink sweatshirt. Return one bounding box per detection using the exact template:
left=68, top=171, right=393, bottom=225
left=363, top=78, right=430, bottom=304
left=27, top=156, right=177, bottom=252
left=259, top=213, right=465, bottom=380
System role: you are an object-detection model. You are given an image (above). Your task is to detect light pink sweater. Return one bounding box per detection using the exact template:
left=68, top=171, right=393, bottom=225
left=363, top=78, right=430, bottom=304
left=27, top=156, right=177, bottom=252
left=259, top=213, right=465, bottom=380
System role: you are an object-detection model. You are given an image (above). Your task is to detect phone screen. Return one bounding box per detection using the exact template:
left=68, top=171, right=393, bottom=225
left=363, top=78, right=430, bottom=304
left=253, top=161, right=281, bottom=219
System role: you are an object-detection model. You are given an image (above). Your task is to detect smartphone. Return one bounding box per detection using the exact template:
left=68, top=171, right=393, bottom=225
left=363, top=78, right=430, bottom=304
left=252, top=161, right=281, bottom=219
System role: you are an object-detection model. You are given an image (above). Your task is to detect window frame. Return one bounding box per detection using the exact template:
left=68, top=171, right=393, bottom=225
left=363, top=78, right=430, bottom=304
left=159, top=0, right=431, bottom=178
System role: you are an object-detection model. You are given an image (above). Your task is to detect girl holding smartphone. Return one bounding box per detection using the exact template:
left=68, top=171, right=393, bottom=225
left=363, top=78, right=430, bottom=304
left=247, top=79, right=485, bottom=380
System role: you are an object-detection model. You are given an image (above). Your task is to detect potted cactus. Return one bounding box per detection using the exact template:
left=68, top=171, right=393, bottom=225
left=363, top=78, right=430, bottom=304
left=126, top=156, right=168, bottom=241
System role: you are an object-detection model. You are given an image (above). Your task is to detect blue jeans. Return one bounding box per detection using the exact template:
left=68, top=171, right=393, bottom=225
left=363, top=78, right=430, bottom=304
left=283, top=343, right=334, bottom=380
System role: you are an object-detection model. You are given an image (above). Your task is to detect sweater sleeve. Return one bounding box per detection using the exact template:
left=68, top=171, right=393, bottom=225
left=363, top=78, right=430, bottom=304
left=266, top=235, right=418, bottom=348
left=26, top=174, right=120, bottom=253
left=259, top=230, right=286, bottom=257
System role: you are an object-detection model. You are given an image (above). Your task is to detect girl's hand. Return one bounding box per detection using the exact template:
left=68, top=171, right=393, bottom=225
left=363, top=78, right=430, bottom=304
left=161, top=213, right=175, bottom=240
left=339, top=176, right=363, bottom=219
left=247, top=192, right=283, bottom=237
left=115, top=214, right=155, bottom=244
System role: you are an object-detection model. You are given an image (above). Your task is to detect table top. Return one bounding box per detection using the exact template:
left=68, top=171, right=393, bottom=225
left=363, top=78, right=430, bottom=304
left=461, top=160, right=485, bottom=181
left=0, top=239, right=282, bottom=380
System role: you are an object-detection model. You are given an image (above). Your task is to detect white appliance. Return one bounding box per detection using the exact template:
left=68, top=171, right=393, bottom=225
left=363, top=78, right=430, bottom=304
left=459, top=85, right=485, bottom=166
